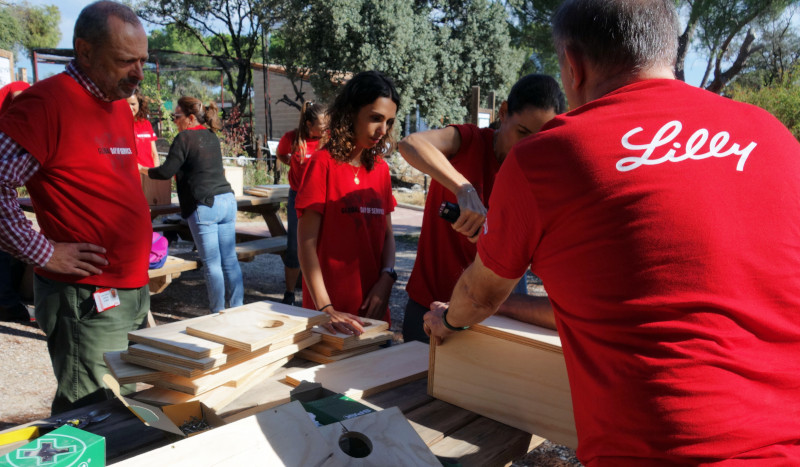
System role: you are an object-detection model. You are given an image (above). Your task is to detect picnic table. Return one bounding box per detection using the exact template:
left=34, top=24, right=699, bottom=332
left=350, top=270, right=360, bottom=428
left=0, top=358, right=536, bottom=466
left=18, top=188, right=291, bottom=294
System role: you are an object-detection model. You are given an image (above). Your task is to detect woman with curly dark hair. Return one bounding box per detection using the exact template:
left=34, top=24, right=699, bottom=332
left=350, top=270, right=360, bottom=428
left=296, top=71, right=399, bottom=335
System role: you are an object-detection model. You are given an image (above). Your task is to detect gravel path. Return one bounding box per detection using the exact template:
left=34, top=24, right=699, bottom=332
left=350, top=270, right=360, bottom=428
left=0, top=209, right=581, bottom=466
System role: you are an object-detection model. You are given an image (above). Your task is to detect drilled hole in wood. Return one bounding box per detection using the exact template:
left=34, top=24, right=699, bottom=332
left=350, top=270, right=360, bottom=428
left=338, top=432, right=372, bottom=458
left=258, top=320, right=284, bottom=329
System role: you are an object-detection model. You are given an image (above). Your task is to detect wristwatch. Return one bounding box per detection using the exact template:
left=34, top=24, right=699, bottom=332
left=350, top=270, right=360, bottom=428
left=382, top=267, right=398, bottom=281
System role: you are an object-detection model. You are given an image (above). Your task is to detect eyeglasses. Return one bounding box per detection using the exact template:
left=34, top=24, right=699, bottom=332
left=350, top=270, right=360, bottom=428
left=171, top=113, right=185, bottom=121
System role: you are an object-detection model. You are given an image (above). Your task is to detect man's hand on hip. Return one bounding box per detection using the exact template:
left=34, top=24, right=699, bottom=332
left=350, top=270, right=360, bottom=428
left=43, top=242, right=108, bottom=276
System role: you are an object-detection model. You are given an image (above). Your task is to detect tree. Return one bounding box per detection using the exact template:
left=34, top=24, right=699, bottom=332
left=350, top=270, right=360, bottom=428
left=137, top=0, right=285, bottom=113
left=504, top=0, right=562, bottom=77
left=676, top=0, right=799, bottom=93
left=0, top=2, right=60, bottom=63
left=147, top=25, right=220, bottom=102
left=729, top=70, right=800, bottom=140
left=276, top=0, right=524, bottom=127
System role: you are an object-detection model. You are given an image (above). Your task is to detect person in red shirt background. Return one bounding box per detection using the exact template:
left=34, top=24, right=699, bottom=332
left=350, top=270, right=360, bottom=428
left=296, top=71, right=399, bottom=335
left=398, top=74, right=565, bottom=342
left=276, top=101, right=328, bottom=306
left=128, top=89, right=159, bottom=167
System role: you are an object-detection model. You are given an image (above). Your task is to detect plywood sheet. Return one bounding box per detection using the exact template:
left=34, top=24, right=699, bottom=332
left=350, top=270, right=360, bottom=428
left=430, top=328, right=577, bottom=448
left=297, top=344, right=380, bottom=364
left=222, top=300, right=329, bottom=328
left=311, top=318, right=390, bottom=350
left=285, top=341, right=429, bottom=399
left=113, top=401, right=340, bottom=467
left=309, top=330, right=393, bottom=355
left=103, top=351, right=166, bottom=384
left=120, top=351, right=205, bottom=378
left=186, top=308, right=309, bottom=351
left=472, top=314, right=562, bottom=353
left=317, top=406, right=439, bottom=466
left=128, top=315, right=226, bottom=359
left=154, top=335, right=320, bottom=395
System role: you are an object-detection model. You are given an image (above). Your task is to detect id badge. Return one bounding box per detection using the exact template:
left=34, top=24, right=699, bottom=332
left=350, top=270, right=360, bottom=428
left=93, top=288, right=121, bottom=313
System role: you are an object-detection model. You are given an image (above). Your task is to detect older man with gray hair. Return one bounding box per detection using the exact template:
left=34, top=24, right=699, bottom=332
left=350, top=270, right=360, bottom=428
left=0, top=1, right=151, bottom=414
left=425, top=0, right=800, bottom=463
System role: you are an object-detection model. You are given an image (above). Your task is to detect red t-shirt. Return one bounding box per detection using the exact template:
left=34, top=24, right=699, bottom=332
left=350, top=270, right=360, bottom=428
left=134, top=118, right=157, bottom=167
left=406, top=124, right=498, bottom=307
left=0, top=73, right=151, bottom=288
left=478, top=79, right=800, bottom=464
left=295, top=148, right=396, bottom=320
left=277, top=129, right=322, bottom=191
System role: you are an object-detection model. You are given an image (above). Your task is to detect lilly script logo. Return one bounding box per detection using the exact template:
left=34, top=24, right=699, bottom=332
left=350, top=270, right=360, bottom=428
left=616, top=120, right=757, bottom=173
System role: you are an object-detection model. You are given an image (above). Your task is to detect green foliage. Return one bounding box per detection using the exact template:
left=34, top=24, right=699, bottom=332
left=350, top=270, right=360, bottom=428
left=220, top=106, right=251, bottom=158
left=504, top=0, right=562, bottom=77
left=276, top=0, right=524, bottom=127
left=730, top=76, right=800, bottom=140
left=0, top=2, right=60, bottom=61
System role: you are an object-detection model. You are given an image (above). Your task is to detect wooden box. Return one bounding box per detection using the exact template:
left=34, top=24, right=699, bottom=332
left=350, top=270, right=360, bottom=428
left=429, top=315, right=578, bottom=449
left=141, top=174, right=172, bottom=206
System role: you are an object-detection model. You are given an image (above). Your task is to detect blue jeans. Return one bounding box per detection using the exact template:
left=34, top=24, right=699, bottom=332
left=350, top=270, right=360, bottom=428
left=283, top=189, right=300, bottom=269
left=187, top=192, right=243, bottom=313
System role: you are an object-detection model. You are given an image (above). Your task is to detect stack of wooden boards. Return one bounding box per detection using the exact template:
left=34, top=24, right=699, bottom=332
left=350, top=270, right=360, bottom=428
left=104, top=301, right=327, bottom=411
left=298, top=317, right=395, bottom=364
left=429, top=314, right=578, bottom=449
left=243, top=184, right=289, bottom=198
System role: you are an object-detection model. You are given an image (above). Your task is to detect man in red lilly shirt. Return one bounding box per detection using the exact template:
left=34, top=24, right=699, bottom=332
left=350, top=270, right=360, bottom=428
left=425, top=0, right=800, bottom=464
left=0, top=1, right=151, bottom=414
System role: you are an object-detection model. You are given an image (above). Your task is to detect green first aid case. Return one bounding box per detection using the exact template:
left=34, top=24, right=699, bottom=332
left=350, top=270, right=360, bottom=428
left=0, top=424, right=105, bottom=467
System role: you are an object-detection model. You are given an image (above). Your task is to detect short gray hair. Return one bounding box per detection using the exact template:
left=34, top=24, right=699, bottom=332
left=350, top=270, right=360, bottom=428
left=552, top=0, right=679, bottom=76
left=73, top=1, right=142, bottom=49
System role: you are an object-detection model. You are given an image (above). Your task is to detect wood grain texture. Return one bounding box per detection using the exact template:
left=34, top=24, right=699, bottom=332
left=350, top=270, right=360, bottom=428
left=128, top=315, right=226, bottom=359
left=296, top=344, right=381, bottom=364
left=311, top=318, right=390, bottom=350
left=153, top=335, right=320, bottom=395
left=404, top=399, right=480, bottom=446
left=103, top=351, right=166, bottom=384
left=308, top=330, right=393, bottom=355
left=220, top=300, right=330, bottom=328
left=186, top=308, right=311, bottom=352
left=317, top=406, right=439, bottom=466
left=127, top=343, right=226, bottom=370
left=430, top=325, right=577, bottom=448
left=285, top=341, right=429, bottom=398
left=120, top=351, right=205, bottom=378
left=471, top=314, right=562, bottom=352
left=113, top=401, right=340, bottom=467
left=427, top=416, right=532, bottom=466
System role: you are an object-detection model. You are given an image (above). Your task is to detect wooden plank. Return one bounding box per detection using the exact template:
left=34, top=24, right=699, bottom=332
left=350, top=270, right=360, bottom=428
left=430, top=326, right=577, bottom=449
left=243, top=184, right=290, bottom=199
left=121, top=351, right=206, bottom=378
left=217, top=379, right=294, bottom=423
left=359, top=378, right=433, bottom=414
left=186, top=307, right=312, bottom=352
left=148, top=256, right=198, bottom=279
left=285, top=341, right=429, bottom=398
left=128, top=343, right=226, bottom=370
left=307, top=334, right=391, bottom=356
left=103, top=351, right=166, bottom=384
left=297, top=344, right=381, bottom=364
left=317, top=406, right=439, bottom=466
left=235, top=236, right=287, bottom=261
left=427, top=416, right=531, bottom=467
left=133, top=357, right=290, bottom=410
left=113, top=401, right=338, bottom=467
left=311, top=318, right=390, bottom=350
left=153, top=335, right=320, bottom=395
left=128, top=315, right=226, bottom=359
left=221, top=300, right=329, bottom=328
left=472, top=314, right=562, bottom=353
left=404, top=399, right=481, bottom=446
left=309, top=329, right=393, bottom=353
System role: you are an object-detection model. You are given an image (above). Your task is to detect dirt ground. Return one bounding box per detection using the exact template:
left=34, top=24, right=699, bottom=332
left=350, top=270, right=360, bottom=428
left=0, top=214, right=581, bottom=466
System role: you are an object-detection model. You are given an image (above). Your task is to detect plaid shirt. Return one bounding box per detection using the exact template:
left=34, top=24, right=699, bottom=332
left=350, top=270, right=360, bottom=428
left=0, top=60, right=110, bottom=266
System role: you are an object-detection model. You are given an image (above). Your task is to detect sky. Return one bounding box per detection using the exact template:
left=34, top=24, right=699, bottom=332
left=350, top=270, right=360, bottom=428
left=21, top=0, right=709, bottom=86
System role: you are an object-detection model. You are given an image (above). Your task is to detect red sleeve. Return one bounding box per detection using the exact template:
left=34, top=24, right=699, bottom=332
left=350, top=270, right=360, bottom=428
left=477, top=152, right=541, bottom=279
left=295, top=152, right=327, bottom=216
left=277, top=130, right=294, bottom=155
left=449, top=124, right=477, bottom=161
left=0, top=84, right=57, bottom=166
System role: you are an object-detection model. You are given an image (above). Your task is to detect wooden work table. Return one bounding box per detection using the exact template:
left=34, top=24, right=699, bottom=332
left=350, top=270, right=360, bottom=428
left=0, top=360, right=534, bottom=466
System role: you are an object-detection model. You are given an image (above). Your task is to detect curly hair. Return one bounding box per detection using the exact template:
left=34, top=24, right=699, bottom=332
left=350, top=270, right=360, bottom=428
left=325, top=70, right=400, bottom=172
left=132, top=88, right=148, bottom=121
left=293, top=101, right=328, bottom=157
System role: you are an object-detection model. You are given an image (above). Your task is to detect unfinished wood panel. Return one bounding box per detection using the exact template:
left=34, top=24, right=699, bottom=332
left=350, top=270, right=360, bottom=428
left=428, top=416, right=531, bottom=467
left=312, top=318, right=390, bottom=350
left=128, top=343, right=225, bottom=370
left=128, top=315, right=226, bottom=359
left=309, top=330, right=393, bottom=354
left=297, top=344, right=381, bottom=364
left=472, top=314, right=561, bottom=352
left=217, top=379, right=294, bottom=423
left=318, top=407, right=439, bottom=466
left=113, top=401, right=339, bottom=467
left=285, top=341, right=428, bottom=398
left=154, top=335, right=320, bottom=395
left=120, top=351, right=205, bottom=378
left=134, top=357, right=290, bottom=410
left=221, top=300, right=329, bottom=328
left=430, top=328, right=577, bottom=448
left=103, top=351, right=165, bottom=384
left=404, top=399, right=480, bottom=446
left=186, top=308, right=310, bottom=351
left=360, top=378, right=434, bottom=414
